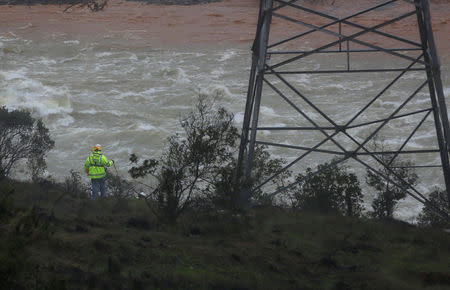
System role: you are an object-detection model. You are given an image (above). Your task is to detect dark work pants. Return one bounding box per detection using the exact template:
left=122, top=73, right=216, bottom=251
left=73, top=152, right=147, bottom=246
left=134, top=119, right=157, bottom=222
left=91, top=178, right=106, bottom=200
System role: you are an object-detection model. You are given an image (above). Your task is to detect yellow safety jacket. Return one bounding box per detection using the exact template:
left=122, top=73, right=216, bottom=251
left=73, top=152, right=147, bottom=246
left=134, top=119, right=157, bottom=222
left=84, top=152, right=113, bottom=179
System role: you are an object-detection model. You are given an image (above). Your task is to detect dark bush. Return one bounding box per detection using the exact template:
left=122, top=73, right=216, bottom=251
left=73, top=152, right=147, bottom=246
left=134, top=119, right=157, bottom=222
left=126, top=216, right=151, bottom=230
left=0, top=182, right=15, bottom=221
left=366, top=140, right=418, bottom=219
left=292, top=160, right=364, bottom=217
left=63, top=170, right=90, bottom=198
left=417, top=189, right=450, bottom=228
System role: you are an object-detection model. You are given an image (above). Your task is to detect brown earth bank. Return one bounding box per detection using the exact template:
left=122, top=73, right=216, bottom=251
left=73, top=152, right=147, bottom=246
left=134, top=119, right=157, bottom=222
left=0, top=0, right=449, bottom=56
left=0, top=0, right=222, bottom=5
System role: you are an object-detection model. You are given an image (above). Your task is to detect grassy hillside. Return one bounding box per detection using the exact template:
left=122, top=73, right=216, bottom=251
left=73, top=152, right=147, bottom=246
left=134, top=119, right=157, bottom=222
left=1, top=179, right=450, bottom=290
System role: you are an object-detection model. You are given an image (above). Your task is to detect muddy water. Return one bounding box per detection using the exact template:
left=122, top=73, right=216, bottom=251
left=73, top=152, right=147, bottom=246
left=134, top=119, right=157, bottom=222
left=0, top=0, right=449, bottom=221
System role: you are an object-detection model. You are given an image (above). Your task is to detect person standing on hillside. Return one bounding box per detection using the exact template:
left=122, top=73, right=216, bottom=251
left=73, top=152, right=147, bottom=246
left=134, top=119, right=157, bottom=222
left=84, top=144, right=114, bottom=200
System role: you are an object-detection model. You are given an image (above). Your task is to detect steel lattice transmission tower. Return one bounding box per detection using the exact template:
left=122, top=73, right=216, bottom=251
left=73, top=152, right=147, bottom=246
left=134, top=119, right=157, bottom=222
left=235, top=0, right=450, bottom=216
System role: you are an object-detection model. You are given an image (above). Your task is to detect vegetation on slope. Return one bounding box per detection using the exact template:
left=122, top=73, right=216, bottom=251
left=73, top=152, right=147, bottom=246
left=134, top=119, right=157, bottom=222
left=1, top=178, right=450, bottom=290
left=1, top=97, right=449, bottom=289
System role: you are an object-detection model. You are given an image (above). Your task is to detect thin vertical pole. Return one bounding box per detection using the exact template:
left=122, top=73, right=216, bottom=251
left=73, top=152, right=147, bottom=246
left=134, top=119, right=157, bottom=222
left=422, top=0, right=450, bottom=148
left=235, top=55, right=258, bottom=185
left=347, top=40, right=350, bottom=71
left=416, top=0, right=450, bottom=205
left=235, top=0, right=266, bottom=189
left=240, top=0, right=273, bottom=208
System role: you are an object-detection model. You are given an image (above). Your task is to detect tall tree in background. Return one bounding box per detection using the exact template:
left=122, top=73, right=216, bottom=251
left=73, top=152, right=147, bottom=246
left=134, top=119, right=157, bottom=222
left=0, top=106, right=54, bottom=180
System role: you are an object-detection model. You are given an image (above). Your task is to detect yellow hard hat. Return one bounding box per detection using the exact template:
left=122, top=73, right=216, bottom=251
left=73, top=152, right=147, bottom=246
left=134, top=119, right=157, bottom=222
left=91, top=144, right=102, bottom=152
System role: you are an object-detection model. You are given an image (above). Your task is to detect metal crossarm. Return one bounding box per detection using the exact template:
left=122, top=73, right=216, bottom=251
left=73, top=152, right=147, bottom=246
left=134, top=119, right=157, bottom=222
left=275, top=0, right=422, bottom=48
left=235, top=0, right=450, bottom=217
left=268, top=10, right=424, bottom=69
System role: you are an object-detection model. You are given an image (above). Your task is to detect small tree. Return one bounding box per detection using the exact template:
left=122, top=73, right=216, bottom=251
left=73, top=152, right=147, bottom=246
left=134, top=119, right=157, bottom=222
left=129, top=95, right=239, bottom=224
left=292, top=160, right=364, bottom=217
left=0, top=107, right=54, bottom=179
left=366, top=142, right=418, bottom=219
left=129, top=95, right=291, bottom=223
left=417, top=189, right=450, bottom=228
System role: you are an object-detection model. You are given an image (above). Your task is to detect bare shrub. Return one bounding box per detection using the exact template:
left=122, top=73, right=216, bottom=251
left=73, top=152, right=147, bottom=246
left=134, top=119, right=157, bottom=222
left=105, top=172, right=136, bottom=199
left=63, top=170, right=90, bottom=198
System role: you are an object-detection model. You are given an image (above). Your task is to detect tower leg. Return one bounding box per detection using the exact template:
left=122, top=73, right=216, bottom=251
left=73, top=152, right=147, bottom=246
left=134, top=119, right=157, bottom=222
left=235, top=0, right=273, bottom=209
left=416, top=0, right=450, bottom=206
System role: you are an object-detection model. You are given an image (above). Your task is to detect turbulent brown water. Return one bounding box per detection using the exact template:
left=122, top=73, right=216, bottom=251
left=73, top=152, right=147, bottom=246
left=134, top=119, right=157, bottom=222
left=0, top=0, right=449, bottom=221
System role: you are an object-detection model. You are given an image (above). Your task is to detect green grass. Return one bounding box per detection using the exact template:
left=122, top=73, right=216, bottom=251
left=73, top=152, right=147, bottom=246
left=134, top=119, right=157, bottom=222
left=1, top=179, right=450, bottom=290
